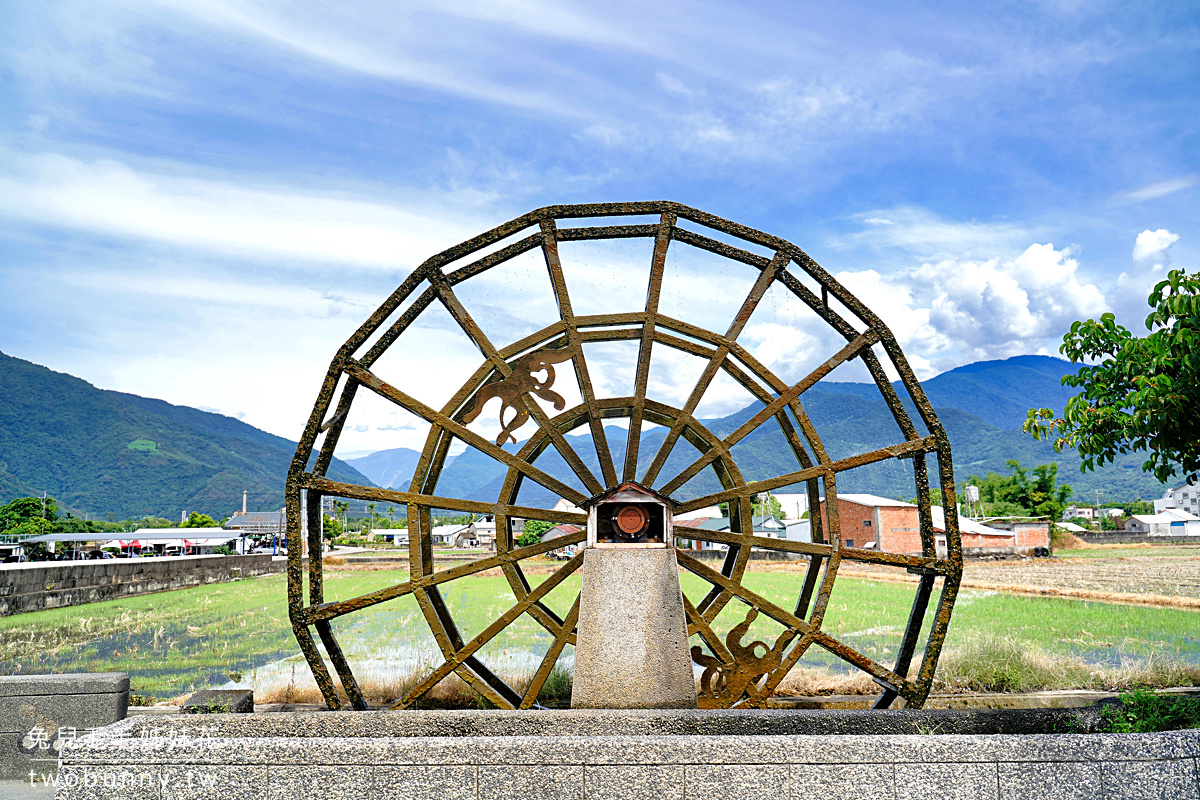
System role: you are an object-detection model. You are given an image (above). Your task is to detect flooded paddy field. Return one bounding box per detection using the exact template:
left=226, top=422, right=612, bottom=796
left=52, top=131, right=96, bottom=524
left=2, top=557, right=1198, bottom=701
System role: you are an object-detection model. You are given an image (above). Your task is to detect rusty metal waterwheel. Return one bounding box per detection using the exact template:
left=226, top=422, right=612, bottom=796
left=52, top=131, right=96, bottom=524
left=285, top=202, right=963, bottom=711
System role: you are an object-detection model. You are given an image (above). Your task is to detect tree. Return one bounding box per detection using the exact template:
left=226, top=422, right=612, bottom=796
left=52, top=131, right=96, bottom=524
left=965, top=460, right=1071, bottom=521
left=0, top=496, right=58, bottom=531
left=719, top=492, right=784, bottom=520
left=519, top=519, right=554, bottom=548
left=1126, top=500, right=1155, bottom=516
left=48, top=517, right=96, bottom=535
left=323, top=514, right=344, bottom=541
left=181, top=512, right=219, bottom=528
left=1026, top=268, right=1200, bottom=483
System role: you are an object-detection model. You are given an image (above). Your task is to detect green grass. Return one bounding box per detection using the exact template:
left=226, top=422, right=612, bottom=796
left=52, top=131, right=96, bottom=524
left=0, top=569, right=407, bottom=698
left=1100, top=688, right=1200, bottom=732
left=3, top=565, right=1198, bottom=698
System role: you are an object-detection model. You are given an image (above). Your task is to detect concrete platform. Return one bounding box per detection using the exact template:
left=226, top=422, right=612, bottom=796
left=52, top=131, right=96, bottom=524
left=56, top=709, right=1200, bottom=799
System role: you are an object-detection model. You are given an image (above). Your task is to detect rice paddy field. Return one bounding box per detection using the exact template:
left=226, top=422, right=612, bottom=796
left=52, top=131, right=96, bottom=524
left=2, top=552, right=1199, bottom=703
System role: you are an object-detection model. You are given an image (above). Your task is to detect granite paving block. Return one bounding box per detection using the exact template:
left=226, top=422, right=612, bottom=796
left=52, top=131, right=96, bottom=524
left=684, top=764, right=789, bottom=800
left=374, top=766, right=475, bottom=800
left=583, top=765, right=683, bottom=800
left=896, top=762, right=998, bottom=800
left=792, top=763, right=896, bottom=800
left=0, top=673, right=129, bottom=780
left=1101, top=759, right=1199, bottom=800
left=52, top=764, right=160, bottom=800
left=267, top=765, right=372, bottom=800
left=998, top=762, right=1100, bottom=800
left=161, top=765, right=266, bottom=800
left=478, top=765, right=583, bottom=800
left=0, top=675, right=129, bottom=698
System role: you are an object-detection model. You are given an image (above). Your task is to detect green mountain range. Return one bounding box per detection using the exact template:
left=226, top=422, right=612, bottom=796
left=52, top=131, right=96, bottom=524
left=0, top=351, right=371, bottom=520
left=2, top=349, right=1171, bottom=521
left=349, top=355, right=1171, bottom=508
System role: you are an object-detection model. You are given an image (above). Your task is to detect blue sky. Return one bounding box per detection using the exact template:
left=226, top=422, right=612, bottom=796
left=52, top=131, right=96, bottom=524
left=0, top=1, right=1196, bottom=455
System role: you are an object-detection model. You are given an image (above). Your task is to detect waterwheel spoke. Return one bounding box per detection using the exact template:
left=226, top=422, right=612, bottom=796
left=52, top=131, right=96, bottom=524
left=304, top=528, right=585, bottom=623
left=679, top=528, right=833, bottom=559
left=649, top=327, right=824, bottom=504
left=624, top=211, right=674, bottom=481
left=837, top=547, right=952, bottom=574
left=810, top=630, right=914, bottom=696
left=675, top=550, right=811, bottom=634
left=520, top=595, right=581, bottom=709
left=541, top=219, right=620, bottom=487
left=392, top=551, right=585, bottom=709
left=342, top=359, right=588, bottom=505
left=640, top=249, right=790, bottom=488
left=431, top=271, right=604, bottom=497
left=672, top=435, right=939, bottom=515
left=683, top=594, right=734, bottom=664
left=654, top=314, right=833, bottom=466
left=658, top=330, right=878, bottom=495
left=298, top=473, right=586, bottom=525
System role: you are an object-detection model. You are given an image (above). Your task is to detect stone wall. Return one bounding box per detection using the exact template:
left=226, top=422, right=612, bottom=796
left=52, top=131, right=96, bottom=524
left=0, top=554, right=284, bottom=616
left=56, top=710, right=1200, bottom=800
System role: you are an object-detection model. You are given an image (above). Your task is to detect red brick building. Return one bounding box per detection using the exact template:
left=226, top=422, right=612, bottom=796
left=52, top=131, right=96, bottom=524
left=819, top=494, right=1050, bottom=556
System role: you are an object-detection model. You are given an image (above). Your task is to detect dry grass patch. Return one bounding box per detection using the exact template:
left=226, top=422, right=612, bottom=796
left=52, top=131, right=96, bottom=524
left=935, top=633, right=1200, bottom=694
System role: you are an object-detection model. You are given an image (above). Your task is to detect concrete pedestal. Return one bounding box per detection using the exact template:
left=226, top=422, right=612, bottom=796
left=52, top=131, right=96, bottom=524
left=570, top=547, right=697, bottom=709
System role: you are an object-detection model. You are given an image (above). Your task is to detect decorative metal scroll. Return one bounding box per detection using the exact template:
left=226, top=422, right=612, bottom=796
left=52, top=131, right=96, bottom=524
left=461, top=345, right=575, bottom=445
left=692, top=608, right=791, bottom=709
left=285, top=201, right=963, bottom=713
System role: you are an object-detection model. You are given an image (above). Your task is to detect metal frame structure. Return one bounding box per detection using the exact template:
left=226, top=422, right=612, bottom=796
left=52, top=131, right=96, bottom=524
left=285, top=201, right=963, bottom=711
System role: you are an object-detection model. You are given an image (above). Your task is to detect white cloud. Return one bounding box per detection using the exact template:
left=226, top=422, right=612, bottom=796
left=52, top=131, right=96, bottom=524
left=0, top=152, right=487, bottom=269
left=1132, top=228, right=1179, bottom=263
left=1111, top=176, right=1198, bottom=206
left=771, top=240, right=1109, bottom=379
left=836, top=207, right=1041, bottom=260
left=904, top=243, right=1106, bottom=367
left=1108, top=229, right=1183, bottom=330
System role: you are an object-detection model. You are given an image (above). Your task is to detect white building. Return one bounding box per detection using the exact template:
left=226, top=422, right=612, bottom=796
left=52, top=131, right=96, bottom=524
left=771, top=493, right=809, bottom=521
left=1155, top=479, right=1200, bottom=516
left=1062, top=505, right=1096, bottom=521
left=1124, top=508, right=1200, bottom=537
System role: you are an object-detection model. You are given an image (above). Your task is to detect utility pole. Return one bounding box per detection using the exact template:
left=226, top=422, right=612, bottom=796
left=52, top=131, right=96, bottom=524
left=1094, top=490, right=1102, bottom=531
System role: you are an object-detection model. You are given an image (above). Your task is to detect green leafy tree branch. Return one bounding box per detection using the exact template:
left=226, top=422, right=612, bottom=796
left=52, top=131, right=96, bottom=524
left=1026, top=268, right=1200, bottom=483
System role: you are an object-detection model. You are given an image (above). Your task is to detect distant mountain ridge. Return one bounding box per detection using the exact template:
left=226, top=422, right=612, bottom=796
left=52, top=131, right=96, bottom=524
left=0, top=351, right=372, bottom=519
left=815, top=355, right=1082, bottom=430
left=347, top=354, right=1168, bottom=508
left=2, top=350, right=1167, bottom=520
left=345, top=448, right=422, bottom=490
